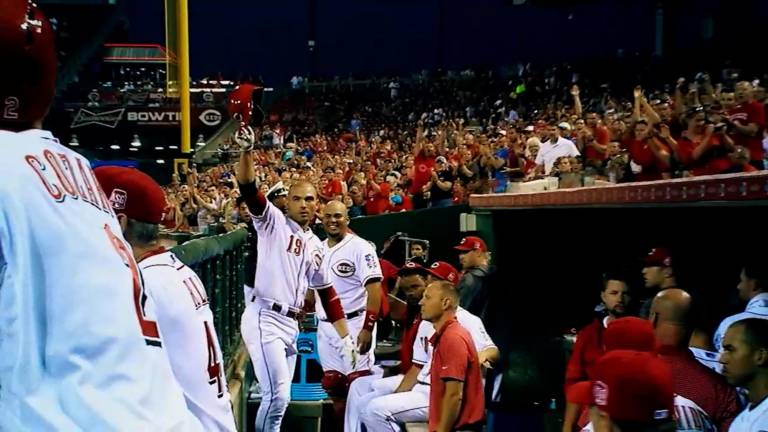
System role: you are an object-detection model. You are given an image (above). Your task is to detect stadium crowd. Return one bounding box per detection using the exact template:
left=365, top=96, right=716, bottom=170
left=159, top=64, right=766, bottom=231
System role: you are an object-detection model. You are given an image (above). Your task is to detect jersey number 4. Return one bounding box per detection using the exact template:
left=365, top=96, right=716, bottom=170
left=104, top=224, right=162, bottom=347
left=205, top=321, right=224, bottom=398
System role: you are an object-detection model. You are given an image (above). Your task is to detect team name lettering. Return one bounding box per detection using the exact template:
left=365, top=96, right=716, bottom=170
left=25, top=151, right=113, bottom=214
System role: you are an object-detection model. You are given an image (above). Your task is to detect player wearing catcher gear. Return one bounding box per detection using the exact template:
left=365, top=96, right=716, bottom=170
left=0, top=1, right=200, bottom=430
left=233, top=125, right=356, bottom=432
left=318, top=201, right=383, bottom=396
left=95, top=166, right=237, bottom=431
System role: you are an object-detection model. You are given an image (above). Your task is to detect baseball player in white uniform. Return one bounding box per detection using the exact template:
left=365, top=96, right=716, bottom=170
left=318, top=200, right=383, bottom=396
left=712, top=262, right=768, bottom=352
left=345, top=262, right=429, bottom=432
left=234, top=128, right=357, bottom=432
left=720, top=318, right=768, bottom=431
left=95, top=166, right=237, bottom=431
left=0, top=2, right=199, bottom=430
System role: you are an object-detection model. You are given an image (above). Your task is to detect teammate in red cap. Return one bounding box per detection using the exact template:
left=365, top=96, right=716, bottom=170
left=95, top=166, right=237, bottom=431
left=454, top=236, right=493, bottom=318
left=0, top=1, right=197, bottom=429
left=588, top=350, right=676, bottom=431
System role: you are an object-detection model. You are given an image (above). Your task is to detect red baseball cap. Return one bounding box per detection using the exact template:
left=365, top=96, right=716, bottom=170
left=94, top=166, right=167, bottom=225
left=644, top=248, right=672, bottom=267
left=454, top=236, right=487, bottom=252
left=604, top=317, right=657, bottom=353
left=591, top=350, right=674, bottom=424
left=398, top=261, right=427, bottom=276
left=567, top=318, right=657, bottom=405
left=426, top=261, right=460, bottom=284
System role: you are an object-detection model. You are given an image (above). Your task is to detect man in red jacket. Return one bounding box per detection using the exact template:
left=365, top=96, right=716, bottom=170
left=562, top=275, right=631, bottom=431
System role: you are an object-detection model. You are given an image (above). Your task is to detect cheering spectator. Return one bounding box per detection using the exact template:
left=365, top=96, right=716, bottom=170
left=728, top=81, right=766, bottom=169
left=426, top=156, right=456, bottom=208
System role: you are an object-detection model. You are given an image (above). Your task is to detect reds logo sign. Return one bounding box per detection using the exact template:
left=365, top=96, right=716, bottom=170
left=333, top=259, right=356, bottom=278
left=109, top=188, right=127, bottom=210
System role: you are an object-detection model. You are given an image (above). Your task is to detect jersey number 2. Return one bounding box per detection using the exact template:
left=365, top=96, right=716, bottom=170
left=205, top=321, right=224, bottom=398
left=104, top=224, right=162, bottom=347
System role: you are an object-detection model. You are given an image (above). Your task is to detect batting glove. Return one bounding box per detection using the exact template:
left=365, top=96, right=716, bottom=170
left=340, top=334, right=359, bottom=370
left=233, top=125, right=256, bottom=151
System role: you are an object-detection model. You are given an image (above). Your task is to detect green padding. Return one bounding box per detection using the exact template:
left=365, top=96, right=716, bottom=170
left=171, top=229, right=248, bottom=266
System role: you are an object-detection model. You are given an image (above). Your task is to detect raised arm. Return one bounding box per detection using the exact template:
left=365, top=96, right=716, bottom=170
left=233, top=127, right=267, bottom=216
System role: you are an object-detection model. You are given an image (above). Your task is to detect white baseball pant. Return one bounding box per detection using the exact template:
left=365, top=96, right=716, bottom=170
left=361, top=383, right=430, bottom=432
left=318, top=314, right=376, bottom=373
left=241, top=303, right=299, bottom=432
left=345, top=374, right=402, bottom=432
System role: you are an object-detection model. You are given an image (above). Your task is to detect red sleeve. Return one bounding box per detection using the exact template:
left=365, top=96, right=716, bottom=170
left=331, top=180, right=343, bottom=195
left=595, top=126, right=610, bottom=145
left=750, top=101, right=766, bottom=128
left=238, top=181, right=267, bottom=216
left=675, top=139, right=696, bottom=166
left=564, top=328, right=589, bottom=391
left=436, top=333, right=470, bottom=381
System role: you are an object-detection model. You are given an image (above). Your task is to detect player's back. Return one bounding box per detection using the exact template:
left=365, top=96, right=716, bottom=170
left=0, top=130, right=200, bottom=431
left=140, top=250, right=237, bottom=431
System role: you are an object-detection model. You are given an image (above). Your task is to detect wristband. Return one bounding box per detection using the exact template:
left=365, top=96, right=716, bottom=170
left=363, top=309, right=378, bottom=332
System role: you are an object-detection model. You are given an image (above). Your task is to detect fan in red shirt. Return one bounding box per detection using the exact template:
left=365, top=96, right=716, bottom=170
left=387, top=184, right=413, bottom=212
left=622, top=120, right=671, bottom=181
left=409, top=123, right=440, bottom=209
left=676, top=107, right=736, bottom=176
left=728, top=81, right=766, bottom=169
left=582, top=112, right=611, bottom=166
left=563, top=276, right=631, bottom=432
left=364, top=173, right=390, bottom=216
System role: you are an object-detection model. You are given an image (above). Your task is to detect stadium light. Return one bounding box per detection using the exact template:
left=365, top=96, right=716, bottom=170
left=155, top=146, right=165, bottom=150
left=69, top=135, right=79, bottom=146
left=130, top=134, right=142, bottom=147
left=196, top=134, right=206, bottom=146
left=110, top=144, right=120, bottom=150
left=156, top=159, right=165, bottom=164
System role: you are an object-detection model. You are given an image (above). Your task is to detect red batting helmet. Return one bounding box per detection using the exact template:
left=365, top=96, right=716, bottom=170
left=227, top=83, right=265, bottom=126
left=0, top=0, right=57, bottom=127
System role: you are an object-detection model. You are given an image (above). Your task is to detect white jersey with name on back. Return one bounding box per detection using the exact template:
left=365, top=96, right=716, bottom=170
left=316, top=233, right=382, bottom=319
left=714, top=293, right=768, bottom=351
left=140, top=249, right=237, bottom=431
left=0, top=129, right=199, bottom=431
left=250, top=201, right=330, bottom=307
left=412, top=307, right=496, bottom=384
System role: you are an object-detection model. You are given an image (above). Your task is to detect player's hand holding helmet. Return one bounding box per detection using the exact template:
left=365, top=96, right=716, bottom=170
left=232, top=125, right=256, bottom=151
left=228, top=83, right=265, bottom=152
left=340, top=334, right=359, bottom=370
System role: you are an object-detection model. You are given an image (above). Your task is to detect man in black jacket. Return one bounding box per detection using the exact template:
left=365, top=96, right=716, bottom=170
left=454, top=236, right=494, bottom=319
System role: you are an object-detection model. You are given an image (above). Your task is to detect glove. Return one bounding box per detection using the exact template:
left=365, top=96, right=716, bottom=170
left=233, top=125, right=256, bottom=151
left=340, top=334, right=359, bottom=370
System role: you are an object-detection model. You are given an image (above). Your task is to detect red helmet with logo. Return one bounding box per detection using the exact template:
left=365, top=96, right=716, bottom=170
left=227, top=83, right=265, bottom=126
left=0, top=0, right=57, bottom=127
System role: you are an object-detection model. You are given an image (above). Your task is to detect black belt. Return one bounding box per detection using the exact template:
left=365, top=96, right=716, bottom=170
left=319, top=308, right=365, bottom=322
left=273, top=303, right=299, bottom=319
